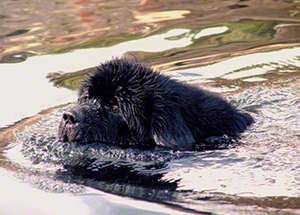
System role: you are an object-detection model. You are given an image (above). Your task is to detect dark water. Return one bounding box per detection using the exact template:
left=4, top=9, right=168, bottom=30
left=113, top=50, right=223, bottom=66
left=0, top=0, right=300, bottom=214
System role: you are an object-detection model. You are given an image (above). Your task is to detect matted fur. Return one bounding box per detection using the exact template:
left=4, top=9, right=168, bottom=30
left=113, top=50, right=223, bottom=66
left=58, top=58, right=253, bottom=150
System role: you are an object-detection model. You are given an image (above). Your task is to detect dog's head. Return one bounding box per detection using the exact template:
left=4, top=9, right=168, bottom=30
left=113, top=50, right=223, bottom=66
left=58, top=99, right=129, bottom=145
left=58, top=59, right=157, bottom=148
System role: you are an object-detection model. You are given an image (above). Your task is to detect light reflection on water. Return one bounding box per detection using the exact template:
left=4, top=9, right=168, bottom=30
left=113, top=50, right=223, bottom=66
left=0, top=0, right=300, bottom=214
left=134, top=10, right=191, bottom=23
left=170, top=46, right=300, bottom=82
left=0, top=168, right=186, bottom=215
left=0, top=27, right=232, bottom=128
left=2, top=46, right=300, bottom=214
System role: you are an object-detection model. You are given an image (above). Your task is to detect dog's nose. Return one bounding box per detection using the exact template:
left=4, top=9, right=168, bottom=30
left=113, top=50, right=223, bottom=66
left=62, top=111, right=80, bottom=124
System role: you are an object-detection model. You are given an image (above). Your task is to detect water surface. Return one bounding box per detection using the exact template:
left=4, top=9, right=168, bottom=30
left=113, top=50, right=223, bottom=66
left=0, top=0, right=300, bottom=214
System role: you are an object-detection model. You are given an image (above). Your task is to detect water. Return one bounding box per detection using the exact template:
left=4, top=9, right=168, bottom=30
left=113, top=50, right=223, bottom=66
left=0, top=0, right=300, bottom=214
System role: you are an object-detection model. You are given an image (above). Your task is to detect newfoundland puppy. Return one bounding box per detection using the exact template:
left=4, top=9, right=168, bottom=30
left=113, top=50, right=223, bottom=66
left=58, top=58, right=253, bottom=150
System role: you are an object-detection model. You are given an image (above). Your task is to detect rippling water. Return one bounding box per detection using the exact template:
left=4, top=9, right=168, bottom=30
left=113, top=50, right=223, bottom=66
left=1, top=0, right=300, bottom=214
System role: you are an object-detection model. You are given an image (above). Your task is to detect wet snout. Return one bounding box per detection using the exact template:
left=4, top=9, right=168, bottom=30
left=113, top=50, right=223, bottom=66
left=58, top=101, right=122, bottom=144
left=58, top=102, right=101, bottom=143
left=62, top=111, right=81, bottom=125
left=58, top=108, right=83, bottom=142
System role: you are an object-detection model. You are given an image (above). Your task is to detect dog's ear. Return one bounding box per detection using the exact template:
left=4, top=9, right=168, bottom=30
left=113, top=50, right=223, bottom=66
left=115, top=94, right=195, bottom=150
left=152, top=113, right=195, bottom=150
left=77, top=89, right=89, bottom=103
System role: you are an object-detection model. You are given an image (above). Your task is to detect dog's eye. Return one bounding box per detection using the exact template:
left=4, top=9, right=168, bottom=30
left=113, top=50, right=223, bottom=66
left=112, top=105, right=120, bottom=114
left=78, top=94, right=89, bottom=103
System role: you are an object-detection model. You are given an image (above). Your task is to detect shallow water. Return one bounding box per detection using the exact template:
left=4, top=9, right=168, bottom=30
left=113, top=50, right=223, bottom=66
left=0, top=0, right=300, bottom=214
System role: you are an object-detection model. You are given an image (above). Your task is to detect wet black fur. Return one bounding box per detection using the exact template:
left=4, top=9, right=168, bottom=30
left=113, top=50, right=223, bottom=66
left=58, top=58, right=253, bottom=150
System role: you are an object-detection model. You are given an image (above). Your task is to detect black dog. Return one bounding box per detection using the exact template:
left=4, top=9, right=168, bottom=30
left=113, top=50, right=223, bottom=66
left=58, top=58, right=253, bottom=150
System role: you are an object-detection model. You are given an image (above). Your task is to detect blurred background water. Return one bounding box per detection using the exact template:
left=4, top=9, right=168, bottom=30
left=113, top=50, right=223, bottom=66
left=0, top=0, right=300, bottom=214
